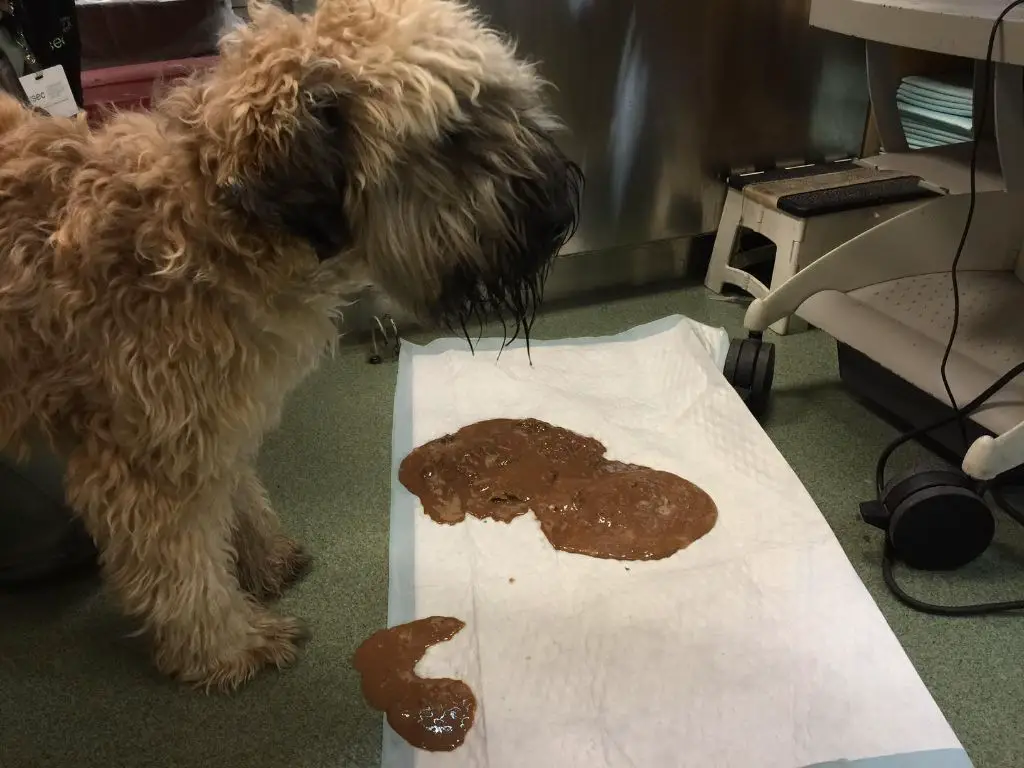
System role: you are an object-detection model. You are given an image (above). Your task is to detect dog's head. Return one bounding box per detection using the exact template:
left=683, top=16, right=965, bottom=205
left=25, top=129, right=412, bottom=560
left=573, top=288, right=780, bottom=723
left=175, top=0, right=582, bottom=340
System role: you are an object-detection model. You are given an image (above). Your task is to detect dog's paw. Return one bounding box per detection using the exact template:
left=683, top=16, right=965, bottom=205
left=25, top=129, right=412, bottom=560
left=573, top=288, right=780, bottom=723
left=239, top=536, right=313, bottom=602
left=166, top=612, right=309, bottom=693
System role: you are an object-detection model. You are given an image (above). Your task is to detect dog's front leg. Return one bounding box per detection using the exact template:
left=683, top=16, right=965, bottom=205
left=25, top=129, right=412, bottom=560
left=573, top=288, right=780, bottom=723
left=66, top=447, right=305, bottom=691
left=231, top=463, right=311, bottom=601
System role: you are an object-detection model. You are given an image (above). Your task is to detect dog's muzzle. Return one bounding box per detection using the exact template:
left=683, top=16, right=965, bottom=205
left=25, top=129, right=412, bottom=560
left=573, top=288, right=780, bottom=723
left=434, top=151, right=584, bottom=344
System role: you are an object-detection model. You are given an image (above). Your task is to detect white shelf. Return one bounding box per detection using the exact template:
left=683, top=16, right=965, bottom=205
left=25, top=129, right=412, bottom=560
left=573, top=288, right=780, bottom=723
left=810, top=0, right=1024, bottom=65
left=799, top=270, right=1024, bottom=436
left=857, top=142, right=1005, bottom=196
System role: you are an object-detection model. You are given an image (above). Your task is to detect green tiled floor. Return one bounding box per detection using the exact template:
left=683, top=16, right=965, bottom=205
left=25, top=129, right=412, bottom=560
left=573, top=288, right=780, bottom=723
left=3, top=283, right=1024, bottom=768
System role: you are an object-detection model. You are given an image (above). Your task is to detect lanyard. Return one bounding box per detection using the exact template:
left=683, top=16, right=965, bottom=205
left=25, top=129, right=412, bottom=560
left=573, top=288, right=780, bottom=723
left=0, top=2, right=36, bottom=72
left=9, top=0, right=81, bottom=105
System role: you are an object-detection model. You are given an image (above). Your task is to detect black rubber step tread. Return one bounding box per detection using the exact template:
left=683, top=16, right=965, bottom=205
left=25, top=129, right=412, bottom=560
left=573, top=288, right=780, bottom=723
left=776, top=176, right=940, bottom=217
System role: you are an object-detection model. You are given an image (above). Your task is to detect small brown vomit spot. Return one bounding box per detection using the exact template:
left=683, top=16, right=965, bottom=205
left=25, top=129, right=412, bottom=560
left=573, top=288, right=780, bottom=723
left=399, top=418, right=717, bottom=561
left=352, top=617, right=476, bottom=752
left=508, top=577, right=515, bottom=584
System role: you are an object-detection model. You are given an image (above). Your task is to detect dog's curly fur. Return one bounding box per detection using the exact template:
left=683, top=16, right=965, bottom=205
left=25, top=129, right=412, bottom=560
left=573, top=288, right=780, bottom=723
left=0, top=0, right=581, bottom=689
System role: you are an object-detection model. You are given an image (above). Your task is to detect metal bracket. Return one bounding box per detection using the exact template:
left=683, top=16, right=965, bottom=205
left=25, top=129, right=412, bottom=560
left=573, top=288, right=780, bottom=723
left=367, top=314, right=400, bottom=365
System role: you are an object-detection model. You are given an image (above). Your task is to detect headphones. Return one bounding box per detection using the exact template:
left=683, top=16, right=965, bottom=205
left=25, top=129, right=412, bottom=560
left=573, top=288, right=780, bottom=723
left=861, top=468, right=995, bottom=572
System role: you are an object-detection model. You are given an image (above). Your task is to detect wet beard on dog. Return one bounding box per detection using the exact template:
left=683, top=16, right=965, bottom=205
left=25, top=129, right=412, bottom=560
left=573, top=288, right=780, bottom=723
left=436, top=160, right=584, bottom=361
left=438, top=260, right=549, bottom=359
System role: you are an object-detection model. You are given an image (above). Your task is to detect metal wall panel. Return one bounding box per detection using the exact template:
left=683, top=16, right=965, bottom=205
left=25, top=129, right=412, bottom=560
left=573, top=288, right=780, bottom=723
left=473, top=0, right=871, bottom=254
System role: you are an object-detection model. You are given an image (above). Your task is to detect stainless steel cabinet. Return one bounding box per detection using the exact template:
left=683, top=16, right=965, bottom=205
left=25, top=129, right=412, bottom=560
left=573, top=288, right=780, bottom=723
left=474, top=0, right=871, bottom=255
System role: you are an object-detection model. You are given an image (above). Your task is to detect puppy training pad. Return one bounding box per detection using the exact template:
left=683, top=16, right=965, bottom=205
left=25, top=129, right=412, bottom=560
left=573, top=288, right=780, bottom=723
left=386, top=316, right=970, bottom=768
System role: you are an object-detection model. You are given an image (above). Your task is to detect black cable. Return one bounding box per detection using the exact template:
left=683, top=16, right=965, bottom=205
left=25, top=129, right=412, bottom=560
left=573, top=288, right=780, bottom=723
left=876, top=359, right=1024, bottom=615
left=881, top=545, right=1024, bottom=615
left=875, top=359, right=1024, bottom=500
left=939, top=0, right=1024, bottom=450
left=876, top=0, right=1024, bottom=616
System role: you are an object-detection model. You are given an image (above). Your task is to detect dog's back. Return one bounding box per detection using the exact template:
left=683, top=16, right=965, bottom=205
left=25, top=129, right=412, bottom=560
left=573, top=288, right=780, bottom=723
left=0, top=93, right=93, bottom=451
left=0, top=88, right=336, bottom=459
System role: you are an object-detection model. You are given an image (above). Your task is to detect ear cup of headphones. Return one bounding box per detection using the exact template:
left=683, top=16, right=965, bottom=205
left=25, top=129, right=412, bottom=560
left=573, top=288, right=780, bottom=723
left=882, top=469, right=994, bottom=571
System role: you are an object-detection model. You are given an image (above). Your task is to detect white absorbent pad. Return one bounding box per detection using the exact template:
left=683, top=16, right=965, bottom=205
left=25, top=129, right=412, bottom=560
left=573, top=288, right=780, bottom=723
left=385, top=315, right=971, bottom=768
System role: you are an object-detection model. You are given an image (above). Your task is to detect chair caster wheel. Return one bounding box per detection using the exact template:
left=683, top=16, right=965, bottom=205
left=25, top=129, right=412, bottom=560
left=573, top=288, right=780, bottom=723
left=861, top=469, right=994, bottom=571
left=724, top=335, right=775, bottom=419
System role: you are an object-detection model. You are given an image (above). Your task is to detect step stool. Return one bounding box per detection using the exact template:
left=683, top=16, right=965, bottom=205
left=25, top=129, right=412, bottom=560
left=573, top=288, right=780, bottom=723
left=705, top=160, right=941, bottom=335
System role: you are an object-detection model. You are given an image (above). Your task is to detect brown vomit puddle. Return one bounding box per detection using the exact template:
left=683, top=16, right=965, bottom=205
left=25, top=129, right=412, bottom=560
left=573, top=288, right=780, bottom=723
left=353, top=617, right=476, bottom=752
left=398, top=418, right=718, bottom=560
left=366, top=420, right=715, bottom=742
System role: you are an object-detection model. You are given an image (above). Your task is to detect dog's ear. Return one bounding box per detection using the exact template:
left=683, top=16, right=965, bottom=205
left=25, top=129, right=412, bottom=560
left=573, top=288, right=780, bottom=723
left=222, top=88, right=353, bottom=261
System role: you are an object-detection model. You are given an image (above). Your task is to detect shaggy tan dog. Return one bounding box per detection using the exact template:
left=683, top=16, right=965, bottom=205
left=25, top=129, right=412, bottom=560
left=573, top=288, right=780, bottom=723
left=0, top=0, right=580, bottom=689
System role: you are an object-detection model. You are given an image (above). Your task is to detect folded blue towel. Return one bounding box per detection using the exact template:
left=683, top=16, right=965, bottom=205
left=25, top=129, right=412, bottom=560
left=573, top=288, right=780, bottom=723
left=902, top=118, right=970, bottom=143
left=902, top=75, right=974, bottom=104
left=897, top=101, right=973, bottom=133
left=897, top=87, right=973, bottom=119
left=896, top=75, right=974, bottom=149
left=902, top=124, right=971, bottom=149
